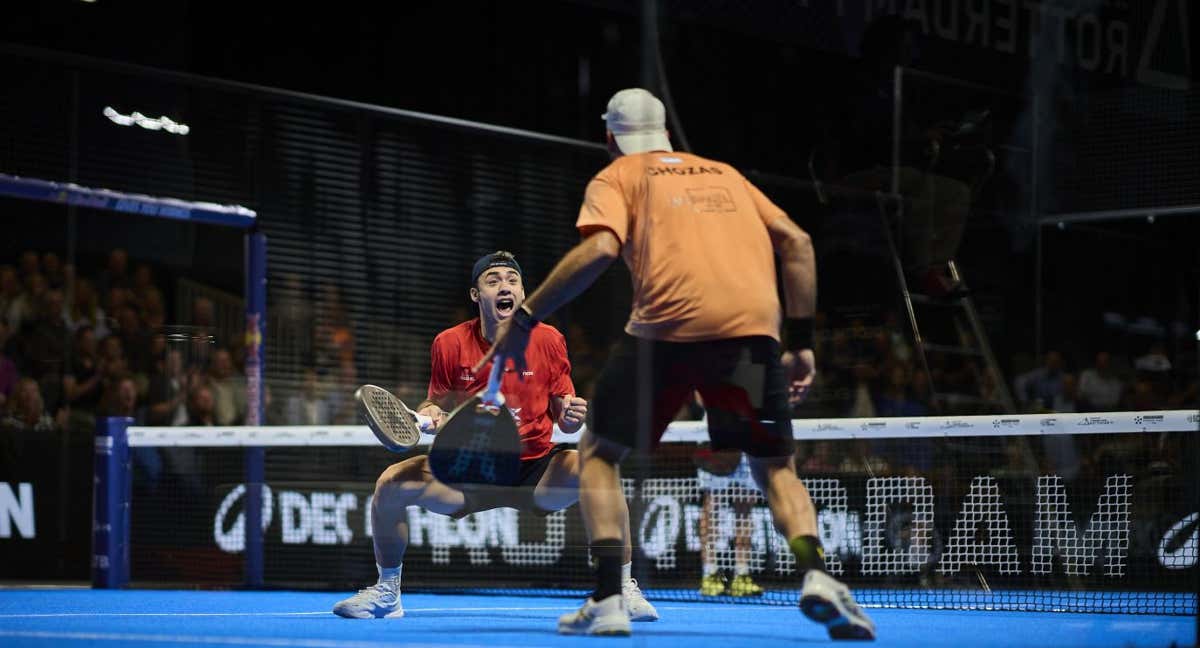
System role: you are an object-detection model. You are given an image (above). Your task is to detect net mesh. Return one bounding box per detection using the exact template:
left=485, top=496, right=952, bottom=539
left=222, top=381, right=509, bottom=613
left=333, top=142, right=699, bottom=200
left=122, top=412, right=1198, bottom=615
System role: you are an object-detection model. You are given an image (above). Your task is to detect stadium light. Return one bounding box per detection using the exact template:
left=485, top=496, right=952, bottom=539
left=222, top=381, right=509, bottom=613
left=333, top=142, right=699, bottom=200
left=103, top=106, right=190, bottom=135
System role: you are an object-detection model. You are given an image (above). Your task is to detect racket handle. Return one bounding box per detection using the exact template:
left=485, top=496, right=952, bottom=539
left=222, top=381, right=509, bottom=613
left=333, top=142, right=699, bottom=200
left=413, top=413, right=434, bottom=432
left=481, top=355, right=505, bottom=407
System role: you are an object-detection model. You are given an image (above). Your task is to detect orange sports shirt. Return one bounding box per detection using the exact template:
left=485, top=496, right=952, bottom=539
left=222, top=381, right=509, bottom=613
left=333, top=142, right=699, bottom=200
left=576, top=151, right=785, bottom=342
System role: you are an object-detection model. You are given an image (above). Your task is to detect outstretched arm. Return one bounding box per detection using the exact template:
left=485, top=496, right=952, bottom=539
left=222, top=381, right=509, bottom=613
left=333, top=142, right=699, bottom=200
left=525, top=229, right=621, bottom=322
left=474, top=229, right=621, bottom=374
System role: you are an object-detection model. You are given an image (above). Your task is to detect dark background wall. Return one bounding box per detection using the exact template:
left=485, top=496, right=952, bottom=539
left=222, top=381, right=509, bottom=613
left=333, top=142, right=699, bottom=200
left=2, top=0, right=1197, bottom=392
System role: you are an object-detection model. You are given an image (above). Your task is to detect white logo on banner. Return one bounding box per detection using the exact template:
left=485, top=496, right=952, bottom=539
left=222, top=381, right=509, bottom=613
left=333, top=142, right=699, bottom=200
left=1158, top=513, right=1199, bottom=570
left=213, top=484, right=274, bottom=553
left=0, top=483, right=35, bottom=539
left=209, top=475, right=1146, bottom=577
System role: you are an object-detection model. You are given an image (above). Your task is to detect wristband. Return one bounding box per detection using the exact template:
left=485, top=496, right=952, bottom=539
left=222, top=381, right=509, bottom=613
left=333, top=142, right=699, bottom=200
left=785, top=317, right=815, bottom=351
left=512, top=304, right=539, bottom=331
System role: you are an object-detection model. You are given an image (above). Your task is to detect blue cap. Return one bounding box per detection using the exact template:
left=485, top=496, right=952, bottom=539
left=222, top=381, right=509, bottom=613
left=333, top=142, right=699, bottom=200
left=471, top=251, right=522, bottom=285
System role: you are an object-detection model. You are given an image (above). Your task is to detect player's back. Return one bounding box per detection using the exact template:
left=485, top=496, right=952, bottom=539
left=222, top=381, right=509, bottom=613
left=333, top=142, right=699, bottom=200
left=586, top=150, right=783, bottom=343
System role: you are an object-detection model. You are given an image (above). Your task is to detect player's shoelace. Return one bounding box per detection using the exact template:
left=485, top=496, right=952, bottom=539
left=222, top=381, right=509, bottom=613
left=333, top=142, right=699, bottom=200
left=353, top=583, right=396, bottom=603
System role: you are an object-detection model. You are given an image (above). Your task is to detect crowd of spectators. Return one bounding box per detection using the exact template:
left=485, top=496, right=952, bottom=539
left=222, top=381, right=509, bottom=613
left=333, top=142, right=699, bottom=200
left=0, top=248, right=252, bottom=434
left=2, top=249, right=1194, bottom=441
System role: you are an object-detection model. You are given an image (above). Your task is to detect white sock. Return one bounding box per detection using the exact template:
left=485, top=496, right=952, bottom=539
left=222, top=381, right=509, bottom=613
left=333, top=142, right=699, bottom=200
left=702, top=563, right=718, bottom=577
left=377, top=564, right=402, bottom=588
left=622, top=561, right=632, bottom=583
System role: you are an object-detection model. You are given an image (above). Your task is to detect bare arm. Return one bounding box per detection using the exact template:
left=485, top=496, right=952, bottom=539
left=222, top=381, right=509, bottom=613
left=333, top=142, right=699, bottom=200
left=766, top=215, right=816, bottom=321
left=523, top=229, right=621, bottom=321
left=766, top=214, right=818, bottom=405
left=474, top=230, right=621, bottom=374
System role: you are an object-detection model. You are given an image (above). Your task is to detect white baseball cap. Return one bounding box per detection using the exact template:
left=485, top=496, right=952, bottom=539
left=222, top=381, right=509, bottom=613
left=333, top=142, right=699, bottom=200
left=602, top=88, right=673, bottom=154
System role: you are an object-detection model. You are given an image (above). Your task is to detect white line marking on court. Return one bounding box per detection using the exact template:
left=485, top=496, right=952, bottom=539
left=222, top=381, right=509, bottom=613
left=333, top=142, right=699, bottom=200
left=0, top=631, right=513, bottom=648
left=0, top=612, right=330, bottom=618
left=0, top=605, right=727, bottom=619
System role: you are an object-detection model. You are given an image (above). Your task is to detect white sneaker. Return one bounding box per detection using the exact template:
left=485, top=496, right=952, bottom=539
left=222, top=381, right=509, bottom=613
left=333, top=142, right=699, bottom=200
left=557, top=594, right=631, bottom=636
left=622, top=578, right=659, bottom=622
left=799, top=570, right=875, bottom=640
left=332, top=582, right=404, bottom=619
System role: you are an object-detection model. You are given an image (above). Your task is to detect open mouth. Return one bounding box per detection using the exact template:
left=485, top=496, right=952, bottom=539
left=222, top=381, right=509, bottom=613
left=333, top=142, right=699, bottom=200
left=496, top=297, right=515, bottom=317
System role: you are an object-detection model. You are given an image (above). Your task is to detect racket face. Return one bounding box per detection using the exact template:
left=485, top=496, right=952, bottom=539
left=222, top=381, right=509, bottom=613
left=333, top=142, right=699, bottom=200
left=355, top=384, right=422, bottom=452
left=429, top=396, right=521, bottom=486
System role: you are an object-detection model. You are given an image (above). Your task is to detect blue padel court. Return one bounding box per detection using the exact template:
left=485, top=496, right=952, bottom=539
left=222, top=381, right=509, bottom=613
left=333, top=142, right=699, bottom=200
left=0, top=589, right=1193, bottom=648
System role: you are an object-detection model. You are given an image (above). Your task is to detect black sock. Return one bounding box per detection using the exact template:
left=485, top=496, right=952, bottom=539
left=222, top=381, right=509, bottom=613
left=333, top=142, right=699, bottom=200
left=789, top=535, right=827, bottom=577
left=590, top=538, right=624, bottom=601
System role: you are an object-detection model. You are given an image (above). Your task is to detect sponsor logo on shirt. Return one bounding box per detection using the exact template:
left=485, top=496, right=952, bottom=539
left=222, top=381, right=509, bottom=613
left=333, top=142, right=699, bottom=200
left=646, top=166, right=724, bottom=176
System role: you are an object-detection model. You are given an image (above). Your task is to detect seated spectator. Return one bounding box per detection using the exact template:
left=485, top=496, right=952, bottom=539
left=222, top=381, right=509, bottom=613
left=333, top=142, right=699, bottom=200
left=191, top=296, right=216, bottom=329
left=96, top=248, right=130, bottom=299
left=327, top=362, right=360, bottom=425
left=1168, top=376, right=1198, bottom=409
left=11, top=288, right=68, bottom=411
left=42, top=252, right=66, bottom=290
left=1050, top=373, right=1079, bottom=413
left=848, top=364, right=879, bottom=418
left=62, top=325, right=104, bottom=417
left=798, top=440, right=839, bottom=473
left=7, top=273, right=46, bottom=333
left=313, top=284, right=355, bottom=375
left=131, top=263, right=158, bottom=307
left=144, top=349, right=194, bottom=426
left=0, top=321, right=16, bottom=409
left=186, top=384, right=217, bottom=426
left=94, top=334, right=132, bottom=410
left=875, top=363, right=927, bottom=417
left=1127, top=376, right=1168, bottom=411
left=17, top=251, right=40, bottom=282
left=1132, top=343, right=1172, bottom=409
left=66, top=279, right=111, bottom=339
left=208, top=349, right=247, bottom=425
left=100, top=374, right=140, bottom=421
left=3, top=377, right=62, bottom=431
left=284, top=368, right=332, bottom=425
left=1078, top=351, right=1123, bottom=411
left=0, top=266, right=20, bottom=327
left=1134, top=343, right=1172, bottom=373
left=113, top=303, right=151, bottom=376
left=1013, top=350, right=1066, bottom=412
left=141, top=288, right=166, bottom=332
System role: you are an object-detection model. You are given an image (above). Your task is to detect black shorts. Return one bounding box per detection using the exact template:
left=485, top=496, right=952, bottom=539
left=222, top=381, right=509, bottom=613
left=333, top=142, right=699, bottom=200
left=590, top=334, right=794, bottom=458
left=451, top=444, right=571, bottom=519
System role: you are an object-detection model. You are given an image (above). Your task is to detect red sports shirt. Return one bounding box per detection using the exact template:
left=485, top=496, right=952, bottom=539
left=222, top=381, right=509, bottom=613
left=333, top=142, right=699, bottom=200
left=427, top=318, right=575, bottom=461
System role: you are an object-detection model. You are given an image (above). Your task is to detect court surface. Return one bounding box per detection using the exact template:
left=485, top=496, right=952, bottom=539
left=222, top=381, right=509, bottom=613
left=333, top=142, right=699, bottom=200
left=0, top=589, right=1193, bottom=648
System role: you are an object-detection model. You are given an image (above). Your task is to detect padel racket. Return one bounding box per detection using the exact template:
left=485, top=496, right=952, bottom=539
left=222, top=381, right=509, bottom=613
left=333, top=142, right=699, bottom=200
left=428, top=355, right=522, bottom=487
left=355, top=384, right=435, bottom=452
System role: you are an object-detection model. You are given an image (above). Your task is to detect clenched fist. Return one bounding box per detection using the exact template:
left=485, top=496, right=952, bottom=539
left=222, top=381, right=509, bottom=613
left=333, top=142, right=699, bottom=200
left=557, top=395, right=588, bottom=434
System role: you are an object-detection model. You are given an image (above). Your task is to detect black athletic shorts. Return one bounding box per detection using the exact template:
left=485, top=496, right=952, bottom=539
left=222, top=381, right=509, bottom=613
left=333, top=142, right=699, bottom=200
left=589, top=334, right=794, bottom=458
left=451, top=444, right=571, bottom=519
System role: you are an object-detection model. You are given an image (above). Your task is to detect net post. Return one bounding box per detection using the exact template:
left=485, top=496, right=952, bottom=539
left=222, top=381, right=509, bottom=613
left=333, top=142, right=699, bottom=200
left=92, top=416, right=132, bottom=589
left=243, top=230, right=268, bottom=588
